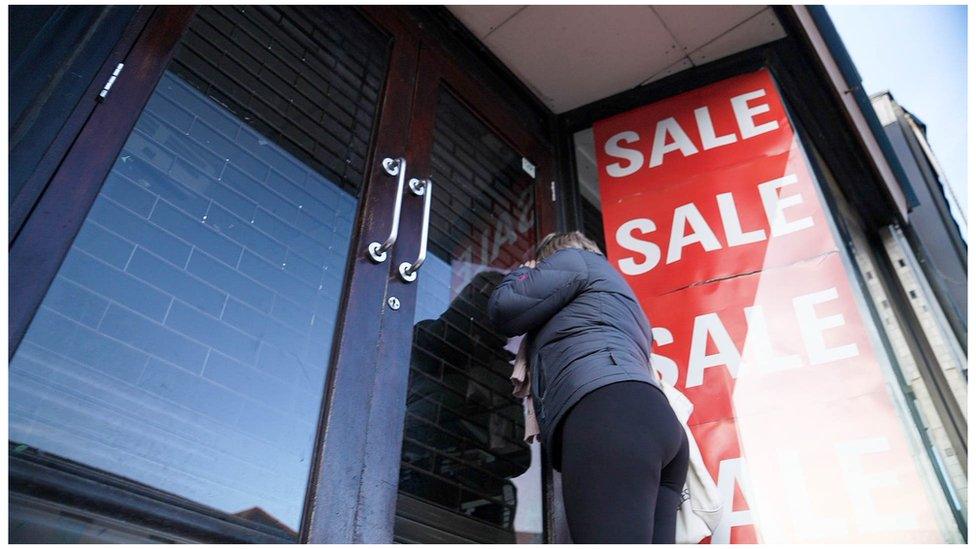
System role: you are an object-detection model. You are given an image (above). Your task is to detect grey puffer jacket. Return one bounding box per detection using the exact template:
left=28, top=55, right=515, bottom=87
left=487, top=247, right=661, bottom=470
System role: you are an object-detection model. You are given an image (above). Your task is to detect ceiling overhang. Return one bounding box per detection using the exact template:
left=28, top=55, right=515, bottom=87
left=448, top=5, right=787, bottom=114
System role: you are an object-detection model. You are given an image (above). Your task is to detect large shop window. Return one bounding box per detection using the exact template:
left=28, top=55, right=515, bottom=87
left=9, top=6, right=389, bottom=540
left=570, top=68, right=964, bottom=543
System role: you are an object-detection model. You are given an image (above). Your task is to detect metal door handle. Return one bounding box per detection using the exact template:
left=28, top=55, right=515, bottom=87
left=367, top=157, right=407, bottom=263
left=398, top=178, right=432, bottom=282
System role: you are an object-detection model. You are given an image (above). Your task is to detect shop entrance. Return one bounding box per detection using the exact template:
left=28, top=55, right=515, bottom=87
left=10, top=5, right=968, bottom=544
left=8, top=5, right=555, bottom=543
left=384, top=39, right=555, bottom=543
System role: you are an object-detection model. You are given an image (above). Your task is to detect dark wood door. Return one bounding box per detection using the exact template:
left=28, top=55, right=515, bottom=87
left=8, top=5, right=556, bottom=544
left=299, top=8, right=558, bottom=543
left=387, top=37, right=557, bottom=544
left=7, top=5, right=431, bottom=543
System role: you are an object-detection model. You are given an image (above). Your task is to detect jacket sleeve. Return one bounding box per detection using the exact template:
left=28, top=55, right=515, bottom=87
left=487, top=248, right=589, bottom=337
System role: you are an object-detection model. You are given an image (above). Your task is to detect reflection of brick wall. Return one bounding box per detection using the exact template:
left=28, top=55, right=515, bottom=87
left=169, top=5, right=387, bottom=197
left=9, top=70, right=360, bottom=531
left=428, top=92, right=535, bottom=276
left=398, top=90, right=537, bottom=537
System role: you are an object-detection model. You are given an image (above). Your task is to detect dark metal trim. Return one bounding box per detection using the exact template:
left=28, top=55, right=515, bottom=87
left=900, top=222, right=968, bottom=353
left=802, top=5, right=920, bottom=209
left=885, top=108, right=968, bottom=350
left=891, top=111, right=967, bottom=267
left=554, top=123, right=583, bottom=235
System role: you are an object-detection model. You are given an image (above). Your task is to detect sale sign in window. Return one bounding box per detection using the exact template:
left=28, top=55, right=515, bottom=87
left=594, top=68, right=949, bottom=543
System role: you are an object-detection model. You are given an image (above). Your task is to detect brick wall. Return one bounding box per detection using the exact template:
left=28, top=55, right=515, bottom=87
left=169, top=5, right=387, bottom=198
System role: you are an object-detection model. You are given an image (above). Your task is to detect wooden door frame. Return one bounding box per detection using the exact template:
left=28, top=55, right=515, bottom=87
left=312, top=5, right=559, bottom=544
left=297, top=6, right=422, bottom=543
left=399, top=44, right=558, bottom=544
left=8, top=6, right=151, bottom=245
left=8, top=6, right=195, bottom=359
left=7, top=4, right=417, bottom=544
left=5, top=7, right=289, bottom=542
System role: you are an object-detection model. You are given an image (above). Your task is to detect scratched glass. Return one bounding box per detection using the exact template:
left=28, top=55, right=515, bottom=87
left=8, top=6, right=389, bottom=538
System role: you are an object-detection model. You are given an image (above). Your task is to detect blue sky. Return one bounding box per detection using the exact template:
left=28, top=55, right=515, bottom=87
left=826, top=4, right=968, bottom=232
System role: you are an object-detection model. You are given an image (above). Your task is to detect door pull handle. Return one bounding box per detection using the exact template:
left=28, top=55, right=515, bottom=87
left=367, top=157, right=408, bottom=263
left=398, top=178, right=432, bottom=282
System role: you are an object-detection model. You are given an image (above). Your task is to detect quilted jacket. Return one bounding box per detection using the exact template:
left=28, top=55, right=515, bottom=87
left=487, top=247, right=661, bottom=470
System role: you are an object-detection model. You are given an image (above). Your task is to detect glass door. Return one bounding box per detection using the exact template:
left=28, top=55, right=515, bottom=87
left=390, top=43, right=556, bottom=543
left=8, top=5, right=409, bottom=542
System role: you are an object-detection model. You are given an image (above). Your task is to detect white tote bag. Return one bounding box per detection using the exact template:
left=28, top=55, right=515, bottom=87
left=654, top=369, right=724, bottom=544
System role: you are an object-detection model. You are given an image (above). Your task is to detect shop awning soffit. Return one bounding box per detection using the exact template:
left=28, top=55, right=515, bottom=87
left=448, top=5, right=786, bottom=113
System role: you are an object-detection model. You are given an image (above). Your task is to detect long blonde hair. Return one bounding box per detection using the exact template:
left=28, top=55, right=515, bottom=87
left=533, top=230, right=603, bottom=261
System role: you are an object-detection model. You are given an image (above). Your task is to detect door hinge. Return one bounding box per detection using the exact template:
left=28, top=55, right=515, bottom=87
left=550, top=180, right=557, bottom=202
left=97, top=63, right=125, bottom=102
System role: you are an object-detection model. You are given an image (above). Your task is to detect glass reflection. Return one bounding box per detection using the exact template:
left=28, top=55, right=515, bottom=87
left=401, top=258, right=542, bottom=542
left=8, top=70, right=359, bottom=535
left=10, top=6, right=391, bottom=538
left=395, top=89, right=542, bottom=543
left=404, top=270, right=530, bottom=522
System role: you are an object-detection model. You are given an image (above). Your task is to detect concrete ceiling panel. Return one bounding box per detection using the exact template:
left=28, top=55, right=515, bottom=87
left=446, top=5, right=783, bottom=114
left=642, top=57, right=695, bottom=86
left=651, top=5, right=766, bottom=53
left=689, top=7, right=786, bottom=65
left=482, top=5, right=682, bottom=112
left=447, top=5, right=525, bottom=39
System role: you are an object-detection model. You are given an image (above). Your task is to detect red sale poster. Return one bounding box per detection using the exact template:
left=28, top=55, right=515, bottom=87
left=594, top=68, right=946, bottom=543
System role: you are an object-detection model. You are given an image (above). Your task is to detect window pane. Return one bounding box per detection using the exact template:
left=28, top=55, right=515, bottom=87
left=9, top=6, right=389, bottom=538
left=572, top=68, right=963, bottom=542
left=395, top=90, right=542, bottom=543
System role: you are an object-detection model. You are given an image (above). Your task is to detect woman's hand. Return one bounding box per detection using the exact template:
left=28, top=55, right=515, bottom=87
left=520, top=259, right=537, bottom=269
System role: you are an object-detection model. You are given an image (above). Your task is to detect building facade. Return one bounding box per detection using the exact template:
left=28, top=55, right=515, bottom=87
left=7, top=5, right=967, bottom=543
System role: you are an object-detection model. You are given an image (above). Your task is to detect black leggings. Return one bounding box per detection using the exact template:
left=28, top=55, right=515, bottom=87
left=557, top=380, right=690, bottom=544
